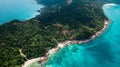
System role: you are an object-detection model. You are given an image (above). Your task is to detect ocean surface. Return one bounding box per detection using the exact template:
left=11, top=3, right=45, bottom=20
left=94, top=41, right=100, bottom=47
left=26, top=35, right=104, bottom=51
left=0, top=0, right=43, bottom=25
left=43, top=3, right=120, bottom=67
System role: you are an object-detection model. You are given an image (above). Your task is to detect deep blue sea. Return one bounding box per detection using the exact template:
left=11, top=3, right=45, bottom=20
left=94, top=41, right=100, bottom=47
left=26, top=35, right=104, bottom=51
left=43, top=3, right=120, bottom=67
left=0, top=0, right=43, bottom=25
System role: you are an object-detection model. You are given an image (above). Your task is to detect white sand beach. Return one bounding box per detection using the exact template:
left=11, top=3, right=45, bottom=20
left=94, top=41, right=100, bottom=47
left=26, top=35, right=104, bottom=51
left=22, top=20, right=110, bottom=67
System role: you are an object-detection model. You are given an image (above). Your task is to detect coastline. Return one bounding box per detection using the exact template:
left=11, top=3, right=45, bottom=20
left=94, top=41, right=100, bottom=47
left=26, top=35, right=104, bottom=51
left=22, top=20, right=110, bottom=67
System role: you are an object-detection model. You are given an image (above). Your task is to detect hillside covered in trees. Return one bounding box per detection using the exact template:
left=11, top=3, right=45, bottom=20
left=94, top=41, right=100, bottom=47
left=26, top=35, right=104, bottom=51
left=0, top=0, right=119, bottom=67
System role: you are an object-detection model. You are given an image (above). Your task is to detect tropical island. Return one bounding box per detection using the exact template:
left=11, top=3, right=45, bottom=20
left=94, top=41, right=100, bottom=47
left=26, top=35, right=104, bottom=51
left=22, top=19, right=110, bottom=67
left=0, top=0, right=119, bottom=67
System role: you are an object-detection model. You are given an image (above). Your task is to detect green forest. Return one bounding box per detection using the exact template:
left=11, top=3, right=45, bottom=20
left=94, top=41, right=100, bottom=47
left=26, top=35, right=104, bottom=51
left=0, top=0, right=119, bottom=67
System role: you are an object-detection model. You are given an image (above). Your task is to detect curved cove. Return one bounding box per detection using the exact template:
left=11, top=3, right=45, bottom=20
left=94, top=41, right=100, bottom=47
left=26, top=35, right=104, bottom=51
left=0, top=0, right=43, bottom=25
left=44, top=3, right=120, bottom=67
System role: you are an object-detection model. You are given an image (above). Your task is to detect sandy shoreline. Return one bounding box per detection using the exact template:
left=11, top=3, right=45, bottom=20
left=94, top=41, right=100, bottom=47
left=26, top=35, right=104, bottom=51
left=22, top=20, right=110, bottom=67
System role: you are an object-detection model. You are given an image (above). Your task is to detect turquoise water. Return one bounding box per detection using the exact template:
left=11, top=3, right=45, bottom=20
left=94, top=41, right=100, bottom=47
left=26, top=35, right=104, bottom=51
left=0, top=0, right=43, bottom=25
left=44, top=3, right=120, bottom=67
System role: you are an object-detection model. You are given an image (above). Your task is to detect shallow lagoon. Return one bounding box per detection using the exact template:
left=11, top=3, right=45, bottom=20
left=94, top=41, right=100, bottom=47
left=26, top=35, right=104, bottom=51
left=0, top=0, right=43, bottom=25
left=44, top=3, right=120, bottom=67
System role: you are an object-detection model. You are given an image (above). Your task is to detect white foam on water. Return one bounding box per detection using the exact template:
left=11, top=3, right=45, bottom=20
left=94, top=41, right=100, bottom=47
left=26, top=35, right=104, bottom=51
left=103, top=3, right=117, bottom=8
